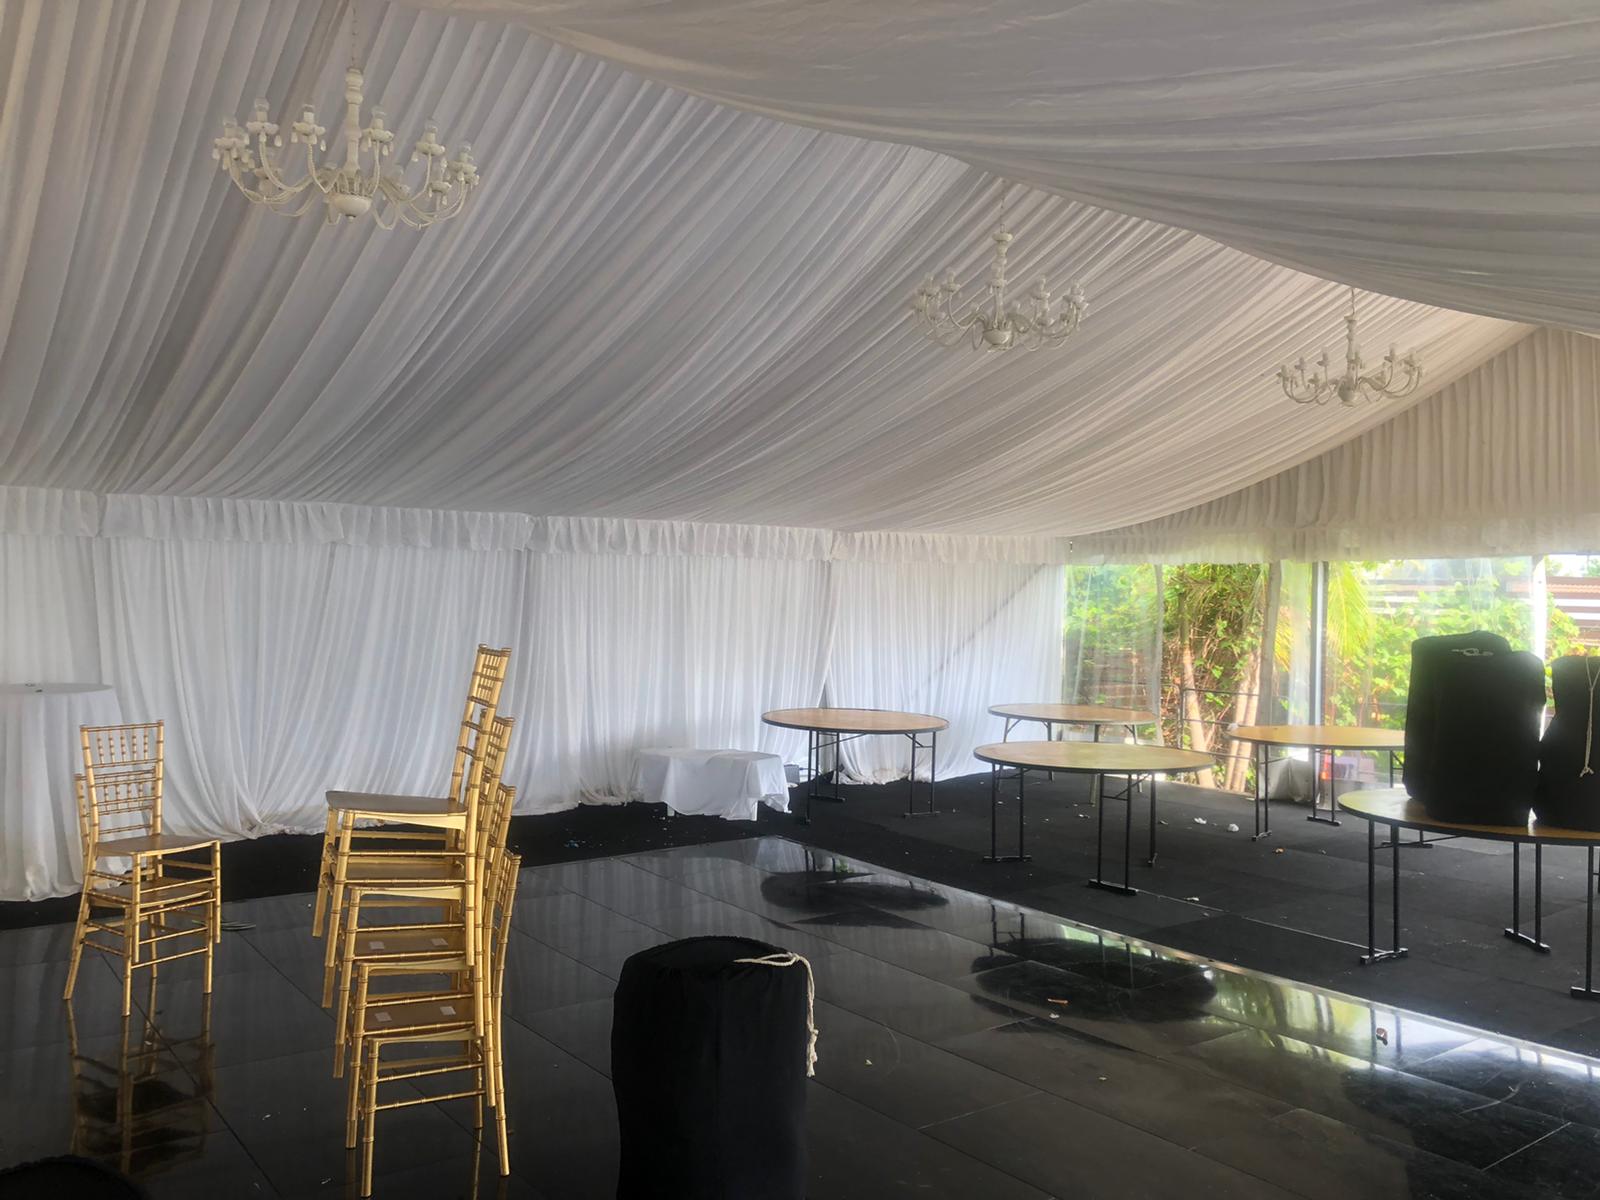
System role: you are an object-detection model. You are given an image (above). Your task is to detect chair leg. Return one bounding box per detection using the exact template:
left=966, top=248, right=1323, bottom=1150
left=123, top=873, right=141, bottom=1018
left=494, top=1079, right=509, bottom=1174
left=63, top=885, right=93, bottom=1001
left=360, top=1040, right=380, bottom=1197
left=313, top=810, right=338, bottom=938
left=323, top=817, right=354, bottom=1006
left=211, top=841, right=223, bottom=944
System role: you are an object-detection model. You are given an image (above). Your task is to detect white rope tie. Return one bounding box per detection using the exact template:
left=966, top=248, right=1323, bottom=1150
left=735, top=952, right=818, bottom=1077
left=1583, top=658, right=1600, bottom=778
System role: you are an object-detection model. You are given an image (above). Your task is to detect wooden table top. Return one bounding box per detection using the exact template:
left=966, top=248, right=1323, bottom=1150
left=762, top=707, right=949, bottom=734
left=973, top=740, right=1214, bottom=774
left=1229, top=723, right=1405, bottom=751
left=1340, top=787, right=1600, bottom=844
left=989, top=703, right=1159, bottom=726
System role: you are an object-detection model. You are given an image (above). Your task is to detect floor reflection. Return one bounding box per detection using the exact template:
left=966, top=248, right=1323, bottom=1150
left=6, top=836, right=1600, bottom=1198
left=66, top=981, right=213, bottom=1179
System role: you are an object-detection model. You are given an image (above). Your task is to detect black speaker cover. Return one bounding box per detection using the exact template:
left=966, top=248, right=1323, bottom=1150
left=612, top=936, right=809, bottom=1200
left=1417, top=647, right=1544, bottom=825
left=1536, top=656, right=1600, bottom=830
left=1404, top=631, right=1511, bottom=803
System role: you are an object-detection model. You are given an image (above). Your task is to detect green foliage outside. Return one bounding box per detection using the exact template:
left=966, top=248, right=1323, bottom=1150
left=1065, top=557, right=1585, bottom=792
left=1324, top=561, right=1583, bottom=728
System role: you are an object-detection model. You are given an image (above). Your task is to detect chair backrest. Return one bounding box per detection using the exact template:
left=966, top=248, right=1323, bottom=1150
left=447, top=646, right=512, bottom=813
left=80, top=722, right=164, bottom=846
left=474, top=720, right=516, bottom=868
left=489, top=848, right=521, bottom=978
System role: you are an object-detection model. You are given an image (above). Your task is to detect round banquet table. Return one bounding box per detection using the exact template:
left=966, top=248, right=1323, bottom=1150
left=990, top=703, right=1159, bottom=743
left=761, top=707, right=948, bottom=824
left=973, top=741, right=1214, bottom=894
left=1229, top=724, right=1406, bottom=840
left=0, top=683, right=124, bottom=901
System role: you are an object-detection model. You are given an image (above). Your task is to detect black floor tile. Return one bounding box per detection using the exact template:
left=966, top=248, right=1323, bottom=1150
left=1183, top=1027, right=1563, bottom=1167
left=923, top=1088, right=1297, bottom=1199
left=806, top=1001, right=1037, bottom=1129
left=1192, top=1107, right=1553, bottom=1200
left=1485, top=1121, right=1600, bottom=1199
left=936, top=1016, right=1293, bottom=1146
left=813, top=948, right=1027, bottom=1042
left=11, top=826, right=1600, bottom=1200
left=804, top=1082, right=1050, bottom=1200
left=1407, top=1036, right=1600, bottom=1129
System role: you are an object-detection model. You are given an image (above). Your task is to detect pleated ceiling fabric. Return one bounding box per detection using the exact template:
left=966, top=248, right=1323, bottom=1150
left=430, top=0, right=1600, bottom=332
left=1074, top=329, right=1600, bottom=564
left=0, top=0, right=1528, bottom=539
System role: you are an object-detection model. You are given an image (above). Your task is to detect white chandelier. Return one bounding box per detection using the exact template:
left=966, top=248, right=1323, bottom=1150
left=911, top=181, right=1087, bottom=351
left=1279, top=286, right=1422, bottom=406
left=212, top=13, right=480, bottom=230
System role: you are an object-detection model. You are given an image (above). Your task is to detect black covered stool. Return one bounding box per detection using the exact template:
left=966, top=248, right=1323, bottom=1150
left=1537, top=656, right=1600, bottom=830
left=612, top=935, right=815, bottom=1200
left=1404, top=630, right=1511, bottom=804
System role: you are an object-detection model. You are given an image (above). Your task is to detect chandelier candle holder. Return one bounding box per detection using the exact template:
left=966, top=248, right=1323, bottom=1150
left=213, top=66, right=480, bottom=229
left=1279, top=286, right=1422, bottom=406
left=911, top=182, right=1087, bottom=351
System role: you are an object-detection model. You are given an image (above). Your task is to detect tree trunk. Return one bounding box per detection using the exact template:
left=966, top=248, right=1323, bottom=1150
left=1178, top=621, right=1217, bottom=788
left=1224, top=643, right=1262, bottom=793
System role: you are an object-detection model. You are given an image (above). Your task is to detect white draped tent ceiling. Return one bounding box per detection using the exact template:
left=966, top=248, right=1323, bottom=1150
left=0, top=0, right=1568, bottom=538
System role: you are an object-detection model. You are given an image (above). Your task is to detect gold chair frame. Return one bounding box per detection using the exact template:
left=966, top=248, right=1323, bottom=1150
left=65, top=722, right=222, bottom=1016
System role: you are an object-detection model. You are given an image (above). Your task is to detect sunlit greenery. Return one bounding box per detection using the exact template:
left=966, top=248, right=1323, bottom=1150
left=1065, top=556, right=1583, bottom=792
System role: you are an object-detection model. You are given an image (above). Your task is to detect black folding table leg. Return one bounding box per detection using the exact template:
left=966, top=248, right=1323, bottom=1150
left=984, top=763, right=1029, bottom=863
left=1088, top=772, right=1136, bottom=896
left=1147, top=774, right=1158, bottom=867
left=1573, top=846, right=1600, bottom=1000
left=1307, top=747, right=1341, bottom=826
left=1252, top=742, right=1270, bottom=841
left=1361, top=818, right=1408, bottom=964
left=798, top=731, right=816, bottom=825
left=903, top=732, right=939, bottom=818
left=1505, top=840, right=1553, bottom=952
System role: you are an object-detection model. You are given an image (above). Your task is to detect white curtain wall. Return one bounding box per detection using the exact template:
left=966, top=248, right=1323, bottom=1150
left=829, top=555, right=1065, bottom=782
left=0, top=487, right=1066, bottom=899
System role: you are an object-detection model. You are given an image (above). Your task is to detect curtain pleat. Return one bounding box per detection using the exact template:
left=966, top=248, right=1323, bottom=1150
left=1076, top=329, right=1600, bottom=563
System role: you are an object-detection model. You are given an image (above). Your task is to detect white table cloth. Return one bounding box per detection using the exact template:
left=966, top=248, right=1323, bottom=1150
left=631, top=749, right=790, bottom=821
left=1, top=682, right=123, bottom=901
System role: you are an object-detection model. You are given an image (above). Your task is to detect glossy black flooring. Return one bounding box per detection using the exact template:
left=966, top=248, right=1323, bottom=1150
left=6, top=839, right=1600, bottom=1199
left=764, top=771, right=1600, bottom=1057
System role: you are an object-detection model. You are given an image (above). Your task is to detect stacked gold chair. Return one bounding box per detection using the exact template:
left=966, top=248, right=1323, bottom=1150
left=313, top=645, right=510, bottom=958
left=344, top=846, right=521, bottom=1197
left=65, top=722, right=222, bottom=1016
left=331, top=732, right=516, bottom=1075
left=319, top=708, right=513, bottom=1009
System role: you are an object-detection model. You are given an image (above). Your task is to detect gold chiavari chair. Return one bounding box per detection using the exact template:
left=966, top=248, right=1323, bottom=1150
left=320, top=711, right=513, bottom=1011
left=332, top=760, right=517, bottom=1076
left=345, top=848, right=521, bottom=1197
left=313, top=645, right=511, bottom=940
left=65, top=723, right=222, bottom=1016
